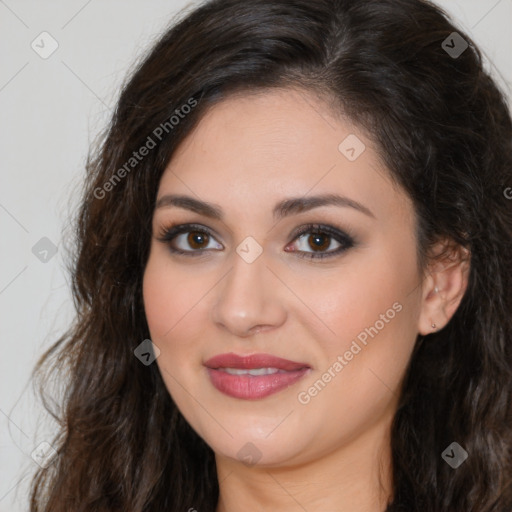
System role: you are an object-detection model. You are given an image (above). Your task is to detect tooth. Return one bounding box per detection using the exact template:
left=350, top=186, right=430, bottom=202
left=222, top=367, right=281, bottom=376
left=224, top=368, right=249, bottom=376
left=248, top=367, right=279, bottom=376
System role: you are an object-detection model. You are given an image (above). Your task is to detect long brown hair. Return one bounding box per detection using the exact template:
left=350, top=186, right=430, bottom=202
left=30, top=0, right=512, bottom=510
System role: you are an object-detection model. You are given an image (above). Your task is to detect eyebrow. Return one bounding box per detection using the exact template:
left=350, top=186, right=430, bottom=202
left=155, top=193, right=375, bottom=220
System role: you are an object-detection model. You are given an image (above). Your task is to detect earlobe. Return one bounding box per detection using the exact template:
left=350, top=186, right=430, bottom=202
left=417, top=240, right=471, bottom=336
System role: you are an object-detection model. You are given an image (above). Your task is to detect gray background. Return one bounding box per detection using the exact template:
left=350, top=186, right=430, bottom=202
left=1, top=1, right=511, bottom=510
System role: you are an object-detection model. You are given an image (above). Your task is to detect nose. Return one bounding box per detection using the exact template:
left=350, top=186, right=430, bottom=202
left=211, top=248, right=287, bottom=338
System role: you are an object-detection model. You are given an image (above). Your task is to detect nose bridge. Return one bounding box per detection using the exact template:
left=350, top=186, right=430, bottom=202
left=211, top=246, right=286, bottom=336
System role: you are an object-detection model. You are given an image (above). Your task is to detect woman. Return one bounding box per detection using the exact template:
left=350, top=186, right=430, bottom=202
left=29, top=0, right=512, bottom=510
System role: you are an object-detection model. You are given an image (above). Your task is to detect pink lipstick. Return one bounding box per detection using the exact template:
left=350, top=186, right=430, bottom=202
left=204, top=352, right=311, bottom=400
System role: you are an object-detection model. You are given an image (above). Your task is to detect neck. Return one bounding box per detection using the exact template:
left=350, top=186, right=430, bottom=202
left=215, top=415, right=394, bottom=512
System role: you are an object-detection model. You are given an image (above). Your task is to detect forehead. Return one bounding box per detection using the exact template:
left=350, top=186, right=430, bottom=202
left=157, top=88, right=411, bottom=223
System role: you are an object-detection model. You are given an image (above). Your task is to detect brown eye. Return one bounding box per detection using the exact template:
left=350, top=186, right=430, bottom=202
left=292, top=231, right=340, bottom=254
left=156, top=223, right=223, bottom=255
left=285, top=224, right=355, bottom=260
left=187, top=231, right=209, bottom=249
left=157, top=222, right=355, bottom=260
left=307, top=233, right=331, bottom=252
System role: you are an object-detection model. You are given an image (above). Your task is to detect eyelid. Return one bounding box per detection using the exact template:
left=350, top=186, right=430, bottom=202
left=287, top=223, right=354, bottom=245
left=285, top=223, right=355, bottom=259
left=155, top=222, right=222, bottom=253
left=155, top=221, right=356, bottom=259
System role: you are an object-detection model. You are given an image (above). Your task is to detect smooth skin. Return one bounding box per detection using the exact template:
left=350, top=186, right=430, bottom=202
left=143, top=87, right=470, bottom=512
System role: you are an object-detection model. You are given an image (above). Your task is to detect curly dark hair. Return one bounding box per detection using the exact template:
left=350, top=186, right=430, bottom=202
left=29, top=0, right=512, bottom=510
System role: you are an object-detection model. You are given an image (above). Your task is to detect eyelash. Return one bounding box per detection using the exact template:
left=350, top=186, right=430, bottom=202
left=155, top=222, right=356, bottom=260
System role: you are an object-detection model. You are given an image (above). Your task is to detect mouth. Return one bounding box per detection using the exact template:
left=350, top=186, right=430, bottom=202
left=204, top=352, right=311, bottom=400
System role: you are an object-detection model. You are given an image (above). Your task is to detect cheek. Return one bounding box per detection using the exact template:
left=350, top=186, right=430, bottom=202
left=294, top=273, right=417, bottom=445
left=142, top=262, right=175, bottom=338
left=142, top=254, right=199, bottom=399
left=302, top=251, right=413, bottom=350
left=142, top=250, right=201, bottom=339
left=299, top=241, right=420, bottom=398
left=142, top=249, right=216, bottom=381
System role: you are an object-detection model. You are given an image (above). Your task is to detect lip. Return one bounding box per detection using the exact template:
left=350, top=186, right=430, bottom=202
left=204, top=352, right=309, bottom=371
left=204, top=352, right=311, bottom=400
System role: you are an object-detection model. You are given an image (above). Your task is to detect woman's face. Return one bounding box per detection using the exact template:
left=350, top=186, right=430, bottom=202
left=143, top=87, right=427, bottom=467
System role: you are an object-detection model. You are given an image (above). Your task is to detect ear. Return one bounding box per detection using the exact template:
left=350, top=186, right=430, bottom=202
left=417, top=238, right=471, bottom=335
